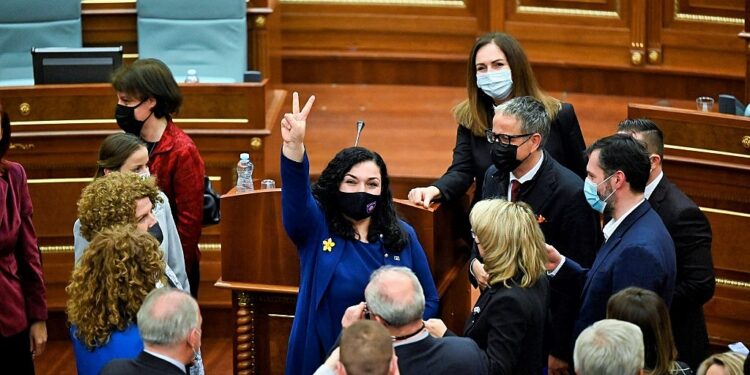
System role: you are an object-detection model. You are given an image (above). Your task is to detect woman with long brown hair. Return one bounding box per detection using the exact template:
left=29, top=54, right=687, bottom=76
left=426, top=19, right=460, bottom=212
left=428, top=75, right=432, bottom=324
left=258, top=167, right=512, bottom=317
left=408, top=32, right=586, bottom=207
left=607, top=287, right=693, bottom=375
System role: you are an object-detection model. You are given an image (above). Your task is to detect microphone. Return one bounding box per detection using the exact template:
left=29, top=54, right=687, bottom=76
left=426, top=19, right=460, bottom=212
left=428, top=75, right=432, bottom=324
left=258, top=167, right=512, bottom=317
left=354, top=120, right=365, bottom=147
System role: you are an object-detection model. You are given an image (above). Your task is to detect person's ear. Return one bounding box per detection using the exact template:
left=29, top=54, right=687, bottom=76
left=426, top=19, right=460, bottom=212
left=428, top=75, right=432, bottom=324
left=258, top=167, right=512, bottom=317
left=145, top=97, right=157, bottom=112
left=103, top=168, right=112, bottom=176
left=649, top=154, right=661, bottom=169
left=531, top=133, right=542, bottom=151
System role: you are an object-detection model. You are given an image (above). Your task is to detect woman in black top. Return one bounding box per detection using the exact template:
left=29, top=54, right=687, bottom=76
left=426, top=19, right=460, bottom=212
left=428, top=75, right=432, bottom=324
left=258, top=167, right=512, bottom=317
left=408, top=32, right=587, bottom=207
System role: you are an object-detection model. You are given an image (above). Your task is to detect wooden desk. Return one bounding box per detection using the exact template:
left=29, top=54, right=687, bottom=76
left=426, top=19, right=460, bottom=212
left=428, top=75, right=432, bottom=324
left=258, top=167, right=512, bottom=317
left=1, top=82, right=287, bottom=339
left=628, top=104, right=750, bottom=348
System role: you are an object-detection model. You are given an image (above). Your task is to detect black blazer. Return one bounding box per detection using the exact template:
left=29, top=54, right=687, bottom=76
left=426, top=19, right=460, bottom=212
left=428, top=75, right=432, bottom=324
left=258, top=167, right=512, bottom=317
left=432, top=103, right=587, bottom=204
left=649, top=176, right=714, bottom=369
left=100, top=351, right=186, bottom=375
left=478, top=153, right=602, bottom=362
left=463, top=276, right=549, bottom=375
left=396, top=335, right=489, bottom=375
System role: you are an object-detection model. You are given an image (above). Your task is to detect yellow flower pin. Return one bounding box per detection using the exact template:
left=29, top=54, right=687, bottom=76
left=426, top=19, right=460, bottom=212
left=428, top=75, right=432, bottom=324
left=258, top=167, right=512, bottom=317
left=322, top=238, right=335, bottom=252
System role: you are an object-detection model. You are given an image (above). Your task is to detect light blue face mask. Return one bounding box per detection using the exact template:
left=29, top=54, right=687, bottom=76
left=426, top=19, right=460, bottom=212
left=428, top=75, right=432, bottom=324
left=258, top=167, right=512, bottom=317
left=476, top=69, right=513, bottom=102
left=583, top=175, right=615, bottom=213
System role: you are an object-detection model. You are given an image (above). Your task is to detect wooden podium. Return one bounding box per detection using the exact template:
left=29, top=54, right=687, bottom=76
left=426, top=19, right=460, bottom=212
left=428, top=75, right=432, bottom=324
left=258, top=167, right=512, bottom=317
left=216, top=188, right=472, bottom=375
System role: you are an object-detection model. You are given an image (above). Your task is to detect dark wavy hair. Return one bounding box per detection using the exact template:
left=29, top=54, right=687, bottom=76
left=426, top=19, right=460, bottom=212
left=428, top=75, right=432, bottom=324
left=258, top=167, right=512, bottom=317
left=312, top=147, right=407, bottom=252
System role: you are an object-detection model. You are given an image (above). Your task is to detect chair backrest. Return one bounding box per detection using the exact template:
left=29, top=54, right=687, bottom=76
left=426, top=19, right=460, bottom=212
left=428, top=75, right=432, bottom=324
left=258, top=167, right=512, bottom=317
left=0, top=0, right=82, bottom=86
left=137, top=0, right=247, bottom=83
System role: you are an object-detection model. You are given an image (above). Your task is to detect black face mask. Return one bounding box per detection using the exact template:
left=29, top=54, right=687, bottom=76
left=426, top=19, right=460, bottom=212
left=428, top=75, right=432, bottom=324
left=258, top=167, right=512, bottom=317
left=336, top=191, right=379, bottom=221
left=115, top=99, right=149, bottom=135
left=147, top=222, right=164, bottom=244
left=490, top=142, right=523, bottom=174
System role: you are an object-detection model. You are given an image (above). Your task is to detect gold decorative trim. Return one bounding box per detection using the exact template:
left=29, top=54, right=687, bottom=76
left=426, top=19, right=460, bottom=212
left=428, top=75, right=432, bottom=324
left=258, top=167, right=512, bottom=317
left=123, top=53, right=139, bottom=60
left=40, top=242, right=220, bottom=253
left=12, top=118, right=248, bottom=126
left=716, top=278, right=750, bottom=289
left=81, top=0, right=136, bottom=3
left=699, top=207, right=750, bottom=219
left=267, top=313, right=295, bottom=319
left=673, top=1, right=743, bottom=25
left=28, top=177, right=93, bottom=184
left=280, top=0, right=464, bottom=7
left=664, top=144, right=750, bottom=160
left=517, top=5, right=619, bottom=18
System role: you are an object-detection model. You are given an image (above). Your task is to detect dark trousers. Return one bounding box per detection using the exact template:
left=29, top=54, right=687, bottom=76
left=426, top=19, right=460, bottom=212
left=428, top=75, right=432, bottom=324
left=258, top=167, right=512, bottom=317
left=188, top=260, right=200, bottom=299
left=1, top=328, right=35, bottom=375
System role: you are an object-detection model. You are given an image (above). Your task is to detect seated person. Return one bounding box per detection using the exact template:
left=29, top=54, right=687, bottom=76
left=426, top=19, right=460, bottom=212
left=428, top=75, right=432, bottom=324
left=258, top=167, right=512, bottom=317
left=101, top=287, right=203, bottom=375
left=73, top=133, right=190, bottom=292
left=696, top=352, right=746, bottom=375
left=607, top=287, right=693, bottom=375
left=425, top=199, right=549, bottom=375
left=66, top=225, right=165, bottom=375
left=280, top=92, right=439, bottom=374
left=574, top=319, right=644, bottom=375
left=331, top=266, right=488, bottom=375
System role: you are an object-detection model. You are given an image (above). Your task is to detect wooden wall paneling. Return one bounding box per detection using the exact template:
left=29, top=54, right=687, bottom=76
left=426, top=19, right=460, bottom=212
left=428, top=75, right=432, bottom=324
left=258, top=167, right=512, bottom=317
left=280, top=2, right=479, bottom=85
left=657, top=0, right=744, bottom=79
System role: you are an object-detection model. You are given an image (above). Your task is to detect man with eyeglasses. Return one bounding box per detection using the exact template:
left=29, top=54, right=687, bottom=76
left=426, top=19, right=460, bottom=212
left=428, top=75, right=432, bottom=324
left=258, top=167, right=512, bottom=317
left=469, top=96, right=602, bottom=375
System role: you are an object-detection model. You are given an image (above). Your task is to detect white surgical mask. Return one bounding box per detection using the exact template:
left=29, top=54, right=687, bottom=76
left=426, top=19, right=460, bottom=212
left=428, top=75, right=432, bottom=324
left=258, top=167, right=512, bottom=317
left=476, top=69, right=513, bottom=102
left=137, top=169, right=151, bottom=180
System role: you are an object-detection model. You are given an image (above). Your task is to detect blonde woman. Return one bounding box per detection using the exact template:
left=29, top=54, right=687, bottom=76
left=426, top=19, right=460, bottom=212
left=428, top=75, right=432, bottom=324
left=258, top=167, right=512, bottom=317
left=425, top=199, right=549, bottom=375
left=696, top=352, right=746, bottom=375
left=67, top=225, right=165, bottom=375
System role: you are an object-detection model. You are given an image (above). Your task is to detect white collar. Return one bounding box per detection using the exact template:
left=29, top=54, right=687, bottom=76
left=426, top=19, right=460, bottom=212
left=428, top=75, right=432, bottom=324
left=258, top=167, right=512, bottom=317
left=144, top=349, right=187, bottom=373
left=508, top=152, right=544, bottom=199
left=602, top=199, right=646, bottom=241
left=643, top=171, right=664, bottom=200
left=393, top=330, right=429, bottom=347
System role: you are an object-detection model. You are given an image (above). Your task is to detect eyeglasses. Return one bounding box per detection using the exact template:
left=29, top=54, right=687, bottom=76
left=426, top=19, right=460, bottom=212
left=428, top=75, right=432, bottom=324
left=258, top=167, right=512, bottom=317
left=485, top=130, right=533, bottom=145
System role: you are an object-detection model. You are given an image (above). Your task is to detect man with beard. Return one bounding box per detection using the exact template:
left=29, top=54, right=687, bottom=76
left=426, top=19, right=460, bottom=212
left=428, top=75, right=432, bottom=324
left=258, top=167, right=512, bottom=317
left=546, top=134, right=676, bottom=345
left=471, top=96, right=602, bottom=374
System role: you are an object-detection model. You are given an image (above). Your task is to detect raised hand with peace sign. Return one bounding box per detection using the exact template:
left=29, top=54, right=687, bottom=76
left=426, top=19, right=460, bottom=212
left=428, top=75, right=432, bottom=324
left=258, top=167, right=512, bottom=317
left=281, top=92, right=316, bottom=162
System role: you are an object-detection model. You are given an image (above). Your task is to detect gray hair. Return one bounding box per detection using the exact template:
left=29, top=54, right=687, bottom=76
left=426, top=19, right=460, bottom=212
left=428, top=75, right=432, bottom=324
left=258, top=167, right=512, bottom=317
left=137, top=287, right=200, bottom=346
left=494, top=96, right=550, bottom=145
left=364, top=266, right=425, bottom=327
left=574, top=319, right=644, bottom=375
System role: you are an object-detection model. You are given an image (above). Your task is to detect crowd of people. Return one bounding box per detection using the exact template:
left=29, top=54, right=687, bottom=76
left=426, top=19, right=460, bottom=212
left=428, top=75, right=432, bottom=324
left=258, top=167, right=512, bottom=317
left=0, top=31, right=746, bottom=375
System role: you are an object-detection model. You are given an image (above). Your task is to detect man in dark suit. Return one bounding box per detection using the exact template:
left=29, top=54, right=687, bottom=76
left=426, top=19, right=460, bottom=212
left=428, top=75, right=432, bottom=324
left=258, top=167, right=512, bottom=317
left=321, top=266, right=488, bottom=375
left=547, top=134, right=677, bottom=348
left=470, top=96, right=602, bottom=373
left=101, top=288, right=202, bottom=375
left=618, top=119, right=714, bottom=369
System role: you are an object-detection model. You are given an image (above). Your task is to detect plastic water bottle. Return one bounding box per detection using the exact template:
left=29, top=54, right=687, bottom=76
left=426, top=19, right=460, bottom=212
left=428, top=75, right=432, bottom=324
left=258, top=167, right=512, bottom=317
left=185, top=69, right=199, bottom=83
left=236, top=153, right=254, bottom=192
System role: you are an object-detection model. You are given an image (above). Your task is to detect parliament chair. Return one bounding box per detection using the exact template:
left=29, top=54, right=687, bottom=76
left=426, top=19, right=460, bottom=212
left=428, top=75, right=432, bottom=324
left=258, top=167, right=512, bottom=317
left=0, top=0, right=81, bottom=86
left=137, top=0, right=247, bottom=83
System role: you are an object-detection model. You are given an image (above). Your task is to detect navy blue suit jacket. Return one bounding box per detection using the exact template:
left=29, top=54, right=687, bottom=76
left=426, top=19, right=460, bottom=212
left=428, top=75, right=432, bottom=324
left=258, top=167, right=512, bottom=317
left=554, top=200, right=676, bottom=338
left=396, top=334, right=489, bottom=375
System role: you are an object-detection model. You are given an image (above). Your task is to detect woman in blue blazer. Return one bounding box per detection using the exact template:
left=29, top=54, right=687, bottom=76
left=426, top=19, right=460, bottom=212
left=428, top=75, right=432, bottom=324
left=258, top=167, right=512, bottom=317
left=280, top=92, right=440, bottom=375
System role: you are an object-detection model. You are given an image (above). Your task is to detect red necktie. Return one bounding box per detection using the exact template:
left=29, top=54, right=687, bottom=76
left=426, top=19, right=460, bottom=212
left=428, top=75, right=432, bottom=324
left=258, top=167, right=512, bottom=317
left=511, top=180, right=521, bottom=202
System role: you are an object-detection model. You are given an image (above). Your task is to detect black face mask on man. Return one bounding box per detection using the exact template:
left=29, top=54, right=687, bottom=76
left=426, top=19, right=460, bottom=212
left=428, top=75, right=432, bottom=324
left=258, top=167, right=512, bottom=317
left=115, top=99, right=150, bottom=135
left=490, top=135, right=534, bottom=175
left=336, top=191, right=379, bottom=221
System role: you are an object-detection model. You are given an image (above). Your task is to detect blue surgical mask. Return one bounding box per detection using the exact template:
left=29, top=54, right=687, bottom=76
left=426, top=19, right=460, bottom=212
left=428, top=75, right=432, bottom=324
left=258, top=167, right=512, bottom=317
left=583, top=175, right=615, bottom=213
left=476, top=69, right=513, bottom=102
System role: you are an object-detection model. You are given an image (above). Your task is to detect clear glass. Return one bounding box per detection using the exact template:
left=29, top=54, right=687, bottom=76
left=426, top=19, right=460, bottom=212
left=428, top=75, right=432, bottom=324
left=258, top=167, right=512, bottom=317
left=696, top=97, right=714, bottom=112
left=260, top=179, right=276, bottom=189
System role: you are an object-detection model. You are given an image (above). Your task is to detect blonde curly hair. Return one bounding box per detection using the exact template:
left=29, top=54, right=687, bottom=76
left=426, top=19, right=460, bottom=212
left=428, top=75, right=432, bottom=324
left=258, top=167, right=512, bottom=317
left=66, top=224, right=166, bottom=349
left=77, top=171, right=161, bottom=241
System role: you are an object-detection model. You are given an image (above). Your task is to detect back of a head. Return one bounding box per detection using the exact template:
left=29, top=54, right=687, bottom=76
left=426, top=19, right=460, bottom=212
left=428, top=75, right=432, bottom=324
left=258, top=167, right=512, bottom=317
left=696, top=352, right=747, bottom=375
left=364, top=266, right=425, bottom=327
left=606, top=287, right=676, bottom=374
left=616, top=118, right=664, bottom=158
left=574, top=319, right=644, bottom=375
left=137, top=287, right=200, bottom=347
left=340, top=320, right=394, bottom=375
